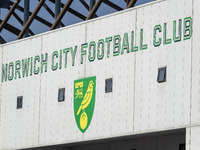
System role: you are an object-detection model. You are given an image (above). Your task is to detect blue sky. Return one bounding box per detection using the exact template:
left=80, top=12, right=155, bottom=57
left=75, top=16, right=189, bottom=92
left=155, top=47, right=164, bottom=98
left=0, top=0, right=153, bottom=43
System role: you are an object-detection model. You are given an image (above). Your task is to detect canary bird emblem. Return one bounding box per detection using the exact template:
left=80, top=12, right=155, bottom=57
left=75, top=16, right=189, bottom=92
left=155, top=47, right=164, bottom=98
left=76, top=80, right=94, bottom=115
left=74, top=76, right=96, bottom=133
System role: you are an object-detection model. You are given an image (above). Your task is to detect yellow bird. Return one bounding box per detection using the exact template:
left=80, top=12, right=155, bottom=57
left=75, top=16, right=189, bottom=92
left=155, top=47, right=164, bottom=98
left=76, top=80, right=94, bottom=115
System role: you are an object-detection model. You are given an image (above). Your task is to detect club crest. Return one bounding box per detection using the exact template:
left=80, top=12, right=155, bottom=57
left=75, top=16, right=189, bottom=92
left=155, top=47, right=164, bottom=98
left=74, top=76, right=96, bottom=133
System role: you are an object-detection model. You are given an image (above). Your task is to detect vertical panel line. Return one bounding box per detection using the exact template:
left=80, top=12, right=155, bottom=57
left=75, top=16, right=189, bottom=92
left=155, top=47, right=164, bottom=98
left=189, top=0, right=194, bottom=149
left=37, top=36, right=43, bottom=145
left=84, top=24, right=87, bottom=77
left=83, top=22, right=87, bottom=140
left=133, top=9, right=137, bottom=133
left=0, top=46, right=3, bottom=125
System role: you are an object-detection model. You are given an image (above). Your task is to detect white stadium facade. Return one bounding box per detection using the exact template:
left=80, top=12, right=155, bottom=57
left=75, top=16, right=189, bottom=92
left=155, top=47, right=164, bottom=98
left=0, top=0, right=199, bottom=149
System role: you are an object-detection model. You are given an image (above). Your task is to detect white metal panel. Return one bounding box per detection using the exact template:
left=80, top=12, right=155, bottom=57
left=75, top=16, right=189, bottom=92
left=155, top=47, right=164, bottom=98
left=134, top=1, right=168, bottom=132
left=84, top=10, right=136, bottom=140
left=134, top=0, right=192, bottom=132
left=0, top=37, right=42, bottom=149
left=191, top=0, right=200, bottom=125
left=186, top=128, right=191, bottom=150
left=190, top=126, right=200, bottom=150
left=39, top=24, right=86, bottom=146
left=135, top=1, right=165, bottom=132
left=163, top=0, right=192, bottom=128
left=163, top=0, right=192, bottom=129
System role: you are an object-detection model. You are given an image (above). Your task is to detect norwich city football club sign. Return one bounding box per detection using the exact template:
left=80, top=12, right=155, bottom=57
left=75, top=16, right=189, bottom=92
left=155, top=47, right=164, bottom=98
left=1, top=17, right=192, bottom=83
left=74, top=76, right=96, bottom=133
